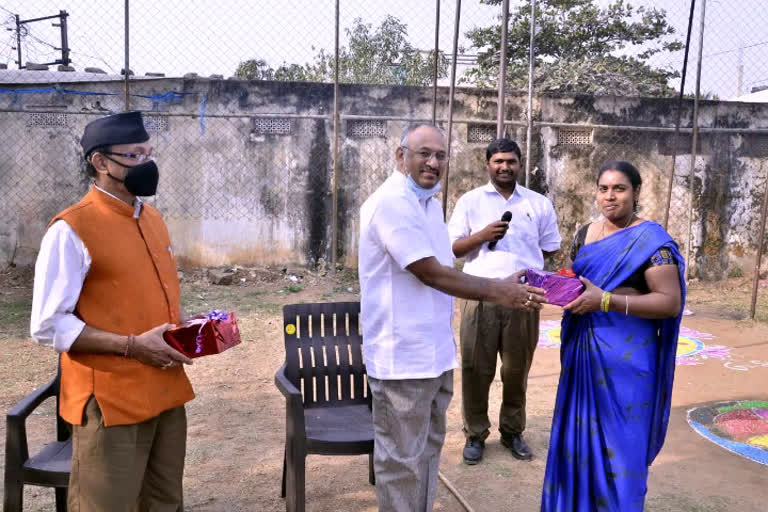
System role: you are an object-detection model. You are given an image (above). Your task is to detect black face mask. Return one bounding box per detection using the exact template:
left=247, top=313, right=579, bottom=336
left=105, top=160, right=159, bottom=197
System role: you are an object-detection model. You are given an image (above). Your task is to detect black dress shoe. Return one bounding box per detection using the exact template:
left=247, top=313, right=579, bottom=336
left=501, top=434, right=533, bottom=460
left=462, top=438, right=485, bottom=465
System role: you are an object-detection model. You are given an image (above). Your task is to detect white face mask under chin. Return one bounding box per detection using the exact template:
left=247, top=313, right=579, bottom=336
left=405, top=173, right=441, bottom=201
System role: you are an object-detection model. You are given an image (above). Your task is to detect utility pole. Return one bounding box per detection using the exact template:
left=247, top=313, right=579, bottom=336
left=10, top=10, right=70, bottom=69
left=737, top=44, right=744, bottom=97
left=55, top=10, right=70, bottom=66
left=14, top=14, right=22, bottom=69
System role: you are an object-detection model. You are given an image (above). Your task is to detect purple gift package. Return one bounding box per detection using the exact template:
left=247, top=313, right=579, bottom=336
left=524, top=269, right=584, bottom=307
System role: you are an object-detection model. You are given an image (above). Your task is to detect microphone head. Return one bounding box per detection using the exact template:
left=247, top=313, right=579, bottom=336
left=501, top=211, right=512, bottom=222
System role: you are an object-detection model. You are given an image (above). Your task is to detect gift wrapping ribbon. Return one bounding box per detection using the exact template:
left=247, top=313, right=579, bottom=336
left=188, top=311, right=230, bottom=354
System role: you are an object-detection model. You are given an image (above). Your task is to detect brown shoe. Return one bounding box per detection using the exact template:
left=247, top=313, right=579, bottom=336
left=501, top=434, right=532, bottom=460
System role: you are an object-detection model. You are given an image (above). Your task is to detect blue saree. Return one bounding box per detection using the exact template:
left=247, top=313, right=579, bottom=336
left=541, top=222, right=685, bottom=512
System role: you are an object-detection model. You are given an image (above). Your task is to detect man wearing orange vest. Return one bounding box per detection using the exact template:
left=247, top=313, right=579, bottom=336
left=31, top=111, right=195, bottom=511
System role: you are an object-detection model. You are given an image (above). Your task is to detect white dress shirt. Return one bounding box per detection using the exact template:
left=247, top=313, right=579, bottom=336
left=447, top=182, right=561, bottom=279
left=30, top=186, right=142, bottom=352
left=358, top=172, right=457, bottom=380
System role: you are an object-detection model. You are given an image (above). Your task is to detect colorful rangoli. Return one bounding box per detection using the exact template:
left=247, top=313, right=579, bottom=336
left=687, top=400, right=768, bottom=466
left=537, top=321, right=731, bottom=365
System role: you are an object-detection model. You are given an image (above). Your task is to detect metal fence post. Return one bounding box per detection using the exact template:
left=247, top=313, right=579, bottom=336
left=685, top=0, right=706, bottom=282
left=524, top=0, right=536, bottom=188
left=331, top=0, right=340, bottom=268
left=432, top=0, right=441, bottom=125
left=750, top=163, right=768, bottom=319
left=441, top=0, right=461, bottom=219
left=662, top=0, right=696, bottom=230
left=123, top=0, right=130, bottom=112
left=496, top=0, right=509, bottom=139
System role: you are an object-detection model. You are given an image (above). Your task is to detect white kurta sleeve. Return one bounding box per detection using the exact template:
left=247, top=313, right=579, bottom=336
left=30, top=220, right=91, bottom=352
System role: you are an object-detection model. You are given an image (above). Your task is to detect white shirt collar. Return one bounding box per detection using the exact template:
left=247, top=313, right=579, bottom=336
left=482, top=181, right=522, bottom=200
left=93, top=184, right=143, bottom=218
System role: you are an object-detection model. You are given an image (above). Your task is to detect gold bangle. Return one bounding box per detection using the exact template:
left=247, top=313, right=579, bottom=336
left=601, top=291, right=612, bottom=313
left=625, top=295, right=629, bottom=315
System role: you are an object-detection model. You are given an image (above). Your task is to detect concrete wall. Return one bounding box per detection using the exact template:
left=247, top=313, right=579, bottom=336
left=1, top=77, right=767, bottom=278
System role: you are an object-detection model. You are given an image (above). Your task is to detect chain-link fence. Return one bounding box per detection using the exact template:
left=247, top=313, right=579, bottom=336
left=1, top=0, right=766, bottom=318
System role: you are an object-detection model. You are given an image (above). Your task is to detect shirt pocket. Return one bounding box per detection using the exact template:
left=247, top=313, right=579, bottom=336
left=506, top=213, right=539, bottom=247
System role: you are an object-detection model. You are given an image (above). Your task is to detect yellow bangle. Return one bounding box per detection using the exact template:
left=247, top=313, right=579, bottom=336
left=601, top=291, right=612, bottom=313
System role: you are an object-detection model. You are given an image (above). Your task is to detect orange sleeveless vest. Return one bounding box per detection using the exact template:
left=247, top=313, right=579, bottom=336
left=52, top=186, right=194, bottom=426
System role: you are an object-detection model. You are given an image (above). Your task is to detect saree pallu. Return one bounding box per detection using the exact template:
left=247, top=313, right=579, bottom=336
left=541, top=222, right=685, bottom=512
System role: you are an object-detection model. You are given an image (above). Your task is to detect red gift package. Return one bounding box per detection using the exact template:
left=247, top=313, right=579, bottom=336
left=163, top=311, right=241, bottom=358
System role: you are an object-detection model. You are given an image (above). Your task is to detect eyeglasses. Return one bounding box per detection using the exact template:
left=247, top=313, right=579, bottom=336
left=103, top=151, right=156, bottom=163
left=401, top=146, right=448, bottom=162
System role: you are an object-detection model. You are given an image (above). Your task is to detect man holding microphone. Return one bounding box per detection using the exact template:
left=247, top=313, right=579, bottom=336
left=448, top=138, right=561, bottom=465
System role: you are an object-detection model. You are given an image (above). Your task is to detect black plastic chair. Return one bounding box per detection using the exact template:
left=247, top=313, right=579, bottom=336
left=4, top=367, right=71, bottom=512
left=275, top=302, right=375, bottom=512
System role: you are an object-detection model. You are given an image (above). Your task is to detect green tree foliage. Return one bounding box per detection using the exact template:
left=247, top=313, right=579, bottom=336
left=234, top=16, right=447, bottom=86
left=234, top=58, right=274, bottom=80
left=465, top=0, right=684, bottom=96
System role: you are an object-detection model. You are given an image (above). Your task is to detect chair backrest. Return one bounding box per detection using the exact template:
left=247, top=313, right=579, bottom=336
left=282, top=302, right=369, bottom=408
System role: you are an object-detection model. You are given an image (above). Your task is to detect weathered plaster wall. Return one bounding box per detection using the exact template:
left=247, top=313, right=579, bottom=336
left=1, top=77, right=766, bottom=278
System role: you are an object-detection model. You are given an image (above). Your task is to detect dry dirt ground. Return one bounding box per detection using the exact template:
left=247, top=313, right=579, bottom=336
left=1, top=264, right=767, bottom=511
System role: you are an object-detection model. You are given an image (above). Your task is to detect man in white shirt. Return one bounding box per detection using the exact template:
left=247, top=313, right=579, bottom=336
left=447, top=138, right=561, bottom=465
left=359, top=125, right=547, bottom=511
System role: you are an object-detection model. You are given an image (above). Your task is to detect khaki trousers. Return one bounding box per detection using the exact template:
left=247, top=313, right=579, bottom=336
left=459, top=299, right=539, bottom=439
left=368, top=370, right=453, bottom=512
left=68, top=396, right=187, bottom=512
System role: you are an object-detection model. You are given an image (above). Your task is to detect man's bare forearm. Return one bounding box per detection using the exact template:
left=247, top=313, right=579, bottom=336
left=69, top=325, right=128, bottom=355
left=452, top=233, right=487, bottom=258
left=407, top=258, right=504, bottom=302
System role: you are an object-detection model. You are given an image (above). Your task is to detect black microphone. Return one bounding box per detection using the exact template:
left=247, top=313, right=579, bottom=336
left=488, top=211, right=512, bottom=251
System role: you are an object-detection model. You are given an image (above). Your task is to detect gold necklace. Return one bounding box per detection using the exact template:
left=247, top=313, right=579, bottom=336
left=600, top=212, right=635, bottom=239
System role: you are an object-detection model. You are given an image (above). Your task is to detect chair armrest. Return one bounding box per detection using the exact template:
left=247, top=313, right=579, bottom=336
left=7, top=376, right=58, bottom=421
left=274, top=365, right=302, bottom=399
left=6, top=376, right=59, bottom=469
left=274, top=365, right=306, bottom=440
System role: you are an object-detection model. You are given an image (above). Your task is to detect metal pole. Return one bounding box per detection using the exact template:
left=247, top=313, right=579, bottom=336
left=432, top=0, right=441, bottom=124
left=750, top=163, right=768, bottom=319
left=441, top=0, right=461, bottom=219
left=59, top=10, right=70, bottom=66
left=15, top=14, right=22, bottom=69
left=524, top=0, right=536, bottom=188
left=496, top=0, right=510, bottom=138
left=662, top=0, right=696, bottom=230
left=685, top=0, right=706, bottom=283
left=331, top=0, right=340, bottom=268
left=123, top=0, right=130, bottom=111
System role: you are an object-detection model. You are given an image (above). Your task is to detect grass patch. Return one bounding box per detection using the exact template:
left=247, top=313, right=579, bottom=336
left=253, top=302, right=282, bottom=314
left=0, top=294, right=32, bottom=338
left=282, top=284, right=304, bottom=293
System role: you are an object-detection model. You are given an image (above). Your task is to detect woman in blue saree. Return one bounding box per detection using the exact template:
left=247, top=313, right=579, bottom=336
left=541, top=161, right=685, bottom=511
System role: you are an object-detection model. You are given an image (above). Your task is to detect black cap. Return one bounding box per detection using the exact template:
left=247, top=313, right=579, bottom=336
left=80, top=111, right=150, bottom=157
